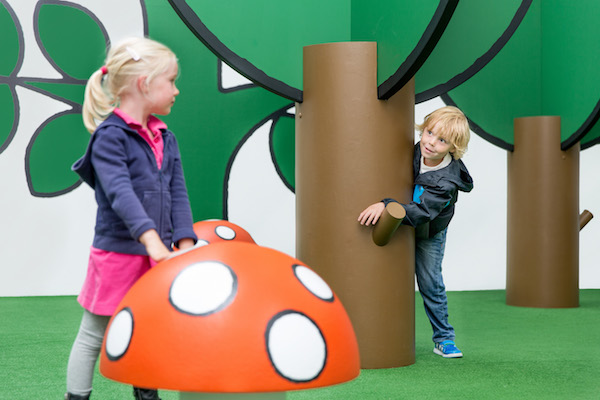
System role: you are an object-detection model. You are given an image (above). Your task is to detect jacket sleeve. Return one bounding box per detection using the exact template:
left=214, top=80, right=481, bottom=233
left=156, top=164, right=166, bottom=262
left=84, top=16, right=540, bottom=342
left=382, top=182, right=456, bottom=228
left=168, top=135, right=197, bottom=246
left=400, top=183, right=456, bottom=228
left=91, top=127, right=156, bottom=241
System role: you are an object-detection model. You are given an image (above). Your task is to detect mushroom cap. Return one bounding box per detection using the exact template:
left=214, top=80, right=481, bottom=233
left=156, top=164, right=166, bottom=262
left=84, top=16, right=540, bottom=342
left=99, top=242, right=359, bottom=392
left=192, top=220, right=256, bottom=246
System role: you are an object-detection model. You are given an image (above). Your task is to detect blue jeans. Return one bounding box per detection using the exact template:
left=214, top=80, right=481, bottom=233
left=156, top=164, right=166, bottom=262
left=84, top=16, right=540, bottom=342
left=415, top=228, right=455, bottom=343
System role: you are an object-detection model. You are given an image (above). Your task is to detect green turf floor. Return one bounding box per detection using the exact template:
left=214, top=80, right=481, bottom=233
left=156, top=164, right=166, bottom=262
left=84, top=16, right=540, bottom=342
left=1, top=290, right=599, bottom=399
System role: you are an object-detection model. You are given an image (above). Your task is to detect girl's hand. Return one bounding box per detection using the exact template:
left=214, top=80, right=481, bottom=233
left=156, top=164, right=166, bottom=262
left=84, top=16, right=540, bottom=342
left=176, top=238, right=195, bottom=251
left=139, top=229, right=171, bottom=262
left=358, top=202, right=385, bottom=226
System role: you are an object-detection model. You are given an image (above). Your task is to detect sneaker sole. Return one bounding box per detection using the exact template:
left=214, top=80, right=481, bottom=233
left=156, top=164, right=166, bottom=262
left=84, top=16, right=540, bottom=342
left=433, top=348, right=463, bottom=358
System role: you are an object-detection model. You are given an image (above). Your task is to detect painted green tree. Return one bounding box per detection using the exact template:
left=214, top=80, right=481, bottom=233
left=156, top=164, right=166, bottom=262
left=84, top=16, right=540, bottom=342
left=441, top=0, right=600, bottom=150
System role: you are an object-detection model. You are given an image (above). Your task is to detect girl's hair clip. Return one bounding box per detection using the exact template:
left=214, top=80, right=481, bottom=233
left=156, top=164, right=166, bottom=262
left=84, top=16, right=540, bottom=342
left=126, top=46, right=141, bottom=61
left=100, top=66, right=108, bottom=75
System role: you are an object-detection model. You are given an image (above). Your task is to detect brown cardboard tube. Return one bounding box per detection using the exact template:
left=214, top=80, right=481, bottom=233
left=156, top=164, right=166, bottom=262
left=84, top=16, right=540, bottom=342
left=579, top=210, right=593, bottom=230
left=507, top=116, right=580, bottom=308
left=372, top=202, right=406, bottom=246
left=297, top=42, right=416, bottom=367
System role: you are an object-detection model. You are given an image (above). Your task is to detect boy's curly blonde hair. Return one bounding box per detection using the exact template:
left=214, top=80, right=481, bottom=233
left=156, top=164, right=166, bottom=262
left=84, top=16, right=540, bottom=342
left=416, top=106, right=470, bottom=159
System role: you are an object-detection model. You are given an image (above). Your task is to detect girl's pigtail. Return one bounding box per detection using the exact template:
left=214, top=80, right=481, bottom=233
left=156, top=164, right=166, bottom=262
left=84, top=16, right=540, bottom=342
left=82, top=68, right=115, bottom=134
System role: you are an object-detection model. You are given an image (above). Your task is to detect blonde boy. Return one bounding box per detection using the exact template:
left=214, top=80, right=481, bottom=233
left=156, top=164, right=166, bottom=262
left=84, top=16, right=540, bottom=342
left=358, top=106, right=473, bottom=358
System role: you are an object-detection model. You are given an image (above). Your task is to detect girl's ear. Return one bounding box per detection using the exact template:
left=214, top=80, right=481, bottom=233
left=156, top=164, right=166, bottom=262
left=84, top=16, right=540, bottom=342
left=136, top=75, right=149, bottom=94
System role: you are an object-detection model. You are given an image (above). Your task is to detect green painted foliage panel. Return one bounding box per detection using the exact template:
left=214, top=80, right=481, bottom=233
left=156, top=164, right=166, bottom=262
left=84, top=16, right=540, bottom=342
left=148, top=2, right=291, bottom=220
left=415, top=0, right=524, bottom=95
left=541, top=0, right=600, bottom=143
left=38, top=4, right=106, bottom=79
left=29, top=114, right=90, bottom=194
left=186, top=0, right=351, bottom=90
left=26, top=82, right=85, bottom=105
left=447, top=0, right=542, bottom=147
left=271, top=114, right=295, bottom=189
left=350, top=0, right=438, bottom=86
left=0, top=2, right=19, bottom=76
left=582, top=120, right=600, bottom=148
left=0, top=85, right=14, bottom=147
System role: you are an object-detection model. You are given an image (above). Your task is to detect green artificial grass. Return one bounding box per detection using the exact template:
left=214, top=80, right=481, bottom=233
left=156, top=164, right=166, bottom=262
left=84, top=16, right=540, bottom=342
left=1, top=291, right=598, bottom=399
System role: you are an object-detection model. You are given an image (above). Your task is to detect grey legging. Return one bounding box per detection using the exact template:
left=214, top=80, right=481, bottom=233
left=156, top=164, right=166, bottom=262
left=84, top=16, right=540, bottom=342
left=66, top=310, right=110, bottom=396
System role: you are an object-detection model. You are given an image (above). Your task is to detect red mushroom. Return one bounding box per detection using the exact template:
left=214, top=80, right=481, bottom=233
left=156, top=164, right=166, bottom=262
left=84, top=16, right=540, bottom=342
left=173, top=220, right=256, bottom=252
left=194, top=219, right=255, bottom=245
left=100, top=242, right=359, bottom=399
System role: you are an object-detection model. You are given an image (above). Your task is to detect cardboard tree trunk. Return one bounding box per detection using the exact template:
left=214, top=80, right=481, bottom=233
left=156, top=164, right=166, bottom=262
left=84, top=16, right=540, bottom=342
left=507, top=116, right=580, bottom=308
left=296, top=42, right=416, bottom=368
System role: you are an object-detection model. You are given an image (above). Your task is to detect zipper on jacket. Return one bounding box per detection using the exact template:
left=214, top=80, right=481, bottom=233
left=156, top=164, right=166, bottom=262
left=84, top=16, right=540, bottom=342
left=159, top=170, right=164, bottom=240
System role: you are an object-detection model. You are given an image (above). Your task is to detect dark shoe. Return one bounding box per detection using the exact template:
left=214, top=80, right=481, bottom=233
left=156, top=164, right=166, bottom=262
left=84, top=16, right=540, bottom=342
left=64, top=393, right=90, bottom=400
left=133, top=387, right=161, bottom=400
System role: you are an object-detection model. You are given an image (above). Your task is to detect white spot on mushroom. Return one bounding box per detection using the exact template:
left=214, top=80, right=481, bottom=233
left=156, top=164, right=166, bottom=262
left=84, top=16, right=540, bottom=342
left=105, top=308, right=134, bottom=360
left=215, top=225, right=236, bottom=240
left=194, top=239, right=210, bottom=248
left=169, top=261, right=237, bottom=316
left=266, top=311, right=326, bottom=382
left=293, top=265, right=334, bottom=302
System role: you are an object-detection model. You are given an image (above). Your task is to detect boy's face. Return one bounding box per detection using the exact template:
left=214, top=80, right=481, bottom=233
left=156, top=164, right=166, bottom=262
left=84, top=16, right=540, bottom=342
left=420, top=121, right=455, bottom=167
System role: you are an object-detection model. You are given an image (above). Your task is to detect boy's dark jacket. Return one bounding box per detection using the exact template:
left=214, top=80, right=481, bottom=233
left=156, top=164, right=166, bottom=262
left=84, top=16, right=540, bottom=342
left=383, top=143, right=473, bottom=239
left=72, top=114, right=196, bottom=254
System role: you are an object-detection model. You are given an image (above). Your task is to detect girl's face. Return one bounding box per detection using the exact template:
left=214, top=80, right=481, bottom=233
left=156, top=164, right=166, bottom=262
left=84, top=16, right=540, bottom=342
left=420, top=121, right=455, bottom=167
left=147, top=61, right=180, bottom=116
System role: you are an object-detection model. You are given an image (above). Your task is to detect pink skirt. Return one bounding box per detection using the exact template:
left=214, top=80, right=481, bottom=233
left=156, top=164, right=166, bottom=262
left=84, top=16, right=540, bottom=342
left=78, top=247, right=157, bottom=316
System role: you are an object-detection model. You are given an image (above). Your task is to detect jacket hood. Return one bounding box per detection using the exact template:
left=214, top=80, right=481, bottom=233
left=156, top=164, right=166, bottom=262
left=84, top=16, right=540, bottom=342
left=414, top=142, right=473, bottom=193
left=72, top=114, right=169, bottom=188
left=447, top=159, right=473, bottom=193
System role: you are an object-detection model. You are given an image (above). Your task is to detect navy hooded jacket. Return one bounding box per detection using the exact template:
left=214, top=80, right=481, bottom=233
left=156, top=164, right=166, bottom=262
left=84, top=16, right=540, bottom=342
left=384, top=143, right=473, bottom=239
left=72, top=114, right=197, bottom=254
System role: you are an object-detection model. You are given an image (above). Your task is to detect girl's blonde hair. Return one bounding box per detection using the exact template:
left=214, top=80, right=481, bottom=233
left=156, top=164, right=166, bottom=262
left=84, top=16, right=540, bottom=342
left=82, top=37, right=178, bottom=133
left=416, top=106, right=471, bottom=159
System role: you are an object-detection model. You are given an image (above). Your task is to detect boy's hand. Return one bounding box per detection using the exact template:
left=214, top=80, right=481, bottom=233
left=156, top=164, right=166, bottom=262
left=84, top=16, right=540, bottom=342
left=139, top=229, right=171, bottom=262
left=358, top=202, right=385, bottom=226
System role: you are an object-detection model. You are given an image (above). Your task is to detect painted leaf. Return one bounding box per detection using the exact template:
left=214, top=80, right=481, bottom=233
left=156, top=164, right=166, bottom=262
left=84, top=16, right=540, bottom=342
left=37, top=3, right=107, bottom=80
left=0, top=0, right=20, bottom=154
left=27, top=112, right=90, bottom=196
left=26, top=2, right=108, bottom=196
left=0, top=1, right=19, bottom=76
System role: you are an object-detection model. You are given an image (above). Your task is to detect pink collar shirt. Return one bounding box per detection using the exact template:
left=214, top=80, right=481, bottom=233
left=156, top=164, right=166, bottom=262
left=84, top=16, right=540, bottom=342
left=113, top=108, right=166, bottom=169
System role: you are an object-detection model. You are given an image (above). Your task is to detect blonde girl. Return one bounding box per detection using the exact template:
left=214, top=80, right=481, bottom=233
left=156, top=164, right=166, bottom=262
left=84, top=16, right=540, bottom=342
left=65, top=37, right=197, bottom=400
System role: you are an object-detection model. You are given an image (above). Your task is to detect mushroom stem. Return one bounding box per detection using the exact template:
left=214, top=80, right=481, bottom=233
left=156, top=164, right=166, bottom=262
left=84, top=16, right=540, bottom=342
left=372, top=202, right=406, bottom=246
left=579, top=209, right=593, bottom=231
left=180, top=392, right=287, bottom=400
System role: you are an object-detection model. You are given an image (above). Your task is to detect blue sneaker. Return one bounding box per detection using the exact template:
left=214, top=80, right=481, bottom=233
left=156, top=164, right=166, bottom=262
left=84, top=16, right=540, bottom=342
left=434, top=340, right=463, bottom=358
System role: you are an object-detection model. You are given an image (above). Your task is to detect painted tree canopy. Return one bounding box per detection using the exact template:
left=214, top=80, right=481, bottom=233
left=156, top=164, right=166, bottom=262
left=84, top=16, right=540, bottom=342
left=168, top=0, right=457, bottom=101
left=444, top=0, right=600, bottom=150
